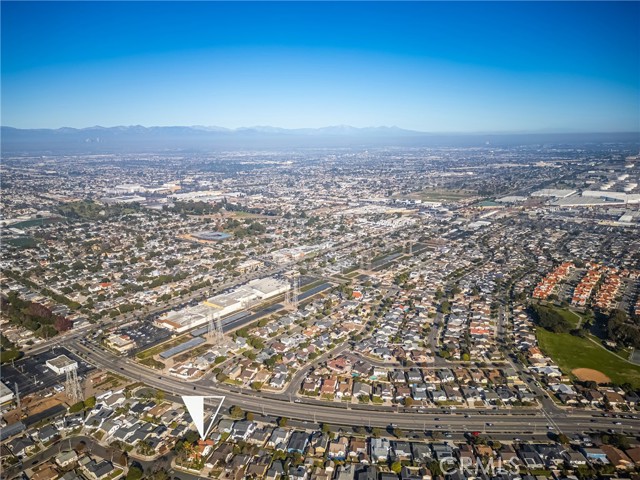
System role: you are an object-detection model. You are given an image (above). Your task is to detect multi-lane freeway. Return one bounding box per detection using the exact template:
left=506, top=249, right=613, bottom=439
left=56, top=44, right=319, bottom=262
left=71, top=340, right=640, bottom=438
left=13, top=222, right=640, bottom=441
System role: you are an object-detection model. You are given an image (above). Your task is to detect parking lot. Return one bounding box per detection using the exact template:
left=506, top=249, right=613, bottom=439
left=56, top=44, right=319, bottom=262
left=1, top=347, right=93, bottom=397
left=114, top=321, right=172, bottom=355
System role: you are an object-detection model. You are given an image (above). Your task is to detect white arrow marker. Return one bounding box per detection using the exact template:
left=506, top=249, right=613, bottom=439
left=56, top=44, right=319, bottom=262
left=182, top=395, right=225, bottom=440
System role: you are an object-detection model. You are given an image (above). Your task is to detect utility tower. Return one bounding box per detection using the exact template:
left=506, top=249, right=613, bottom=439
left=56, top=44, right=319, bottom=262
left=284, top=270, right=300, bottom=311
left=65, top=365, right=82, bottom=403
left=208, top=312, right=224, bottom=346
left=14, top=382, right=20, bottom=411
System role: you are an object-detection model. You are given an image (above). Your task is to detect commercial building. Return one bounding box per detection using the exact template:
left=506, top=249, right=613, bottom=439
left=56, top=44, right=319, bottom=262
left=236, top=259, right=263, bottom=274
left=155, top=276, right=290, bottom=333
left=155, top=305, right=210, bottom=333
left=531, top=189, right=576, bottom=198
left=192, top=231, right=232, bottom=242
left=45, top=355, right=78, bottom=375
left=0, top=382, right=15, bottom=405
left=105, top=334, right=136, bottom=354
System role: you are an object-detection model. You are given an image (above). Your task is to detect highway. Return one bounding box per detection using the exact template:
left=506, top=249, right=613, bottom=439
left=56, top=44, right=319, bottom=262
left=15, top=224, right=640, bottom=441
left=71, top=341, right=640, bottom=438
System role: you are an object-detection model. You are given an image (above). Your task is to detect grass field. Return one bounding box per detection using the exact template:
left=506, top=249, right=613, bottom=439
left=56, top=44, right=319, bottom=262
left=403, top=189, right=477, bottom=202
left=4, top=237, right=38, bottom=249
left=536, top=303, right=582, bottom=329
left=11, top=217, right=64, bottom=229
left=552, top=306, right=582, bottom=328
left=536, top=328, right=640, bottom=388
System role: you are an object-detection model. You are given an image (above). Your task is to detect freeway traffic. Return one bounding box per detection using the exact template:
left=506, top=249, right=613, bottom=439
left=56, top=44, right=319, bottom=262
left=70, top=340, right=640, bottom=437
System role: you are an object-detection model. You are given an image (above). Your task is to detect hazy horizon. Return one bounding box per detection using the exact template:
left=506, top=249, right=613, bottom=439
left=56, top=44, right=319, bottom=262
left=2, top=2, right=639, bottom=133
left=3, top=125, right=640, bottom=136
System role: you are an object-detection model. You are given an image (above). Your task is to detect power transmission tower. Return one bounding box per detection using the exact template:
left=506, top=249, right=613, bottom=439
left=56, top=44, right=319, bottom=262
left=208, top=312, right=224, bottom=346
left=65, top=365, right=82, bottom=403
left=284, top=270, right=300, bottom=311
left=14, top=382, right=20, bottom=411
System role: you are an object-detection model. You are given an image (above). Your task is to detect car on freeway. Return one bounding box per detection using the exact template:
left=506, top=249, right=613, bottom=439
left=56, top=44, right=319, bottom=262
left=486, top=423, right=493, bottom=426
left=613, top=421, right=622, bottom=425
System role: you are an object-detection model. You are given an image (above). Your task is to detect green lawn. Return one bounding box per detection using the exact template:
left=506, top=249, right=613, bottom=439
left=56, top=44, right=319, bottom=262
left=537, top=303, right=582, bottom=328
left=553, top=306, right=582, bottom=328
left=11, top=217, right=63, bottom=229
left=536, top=328, right=640, bottom=388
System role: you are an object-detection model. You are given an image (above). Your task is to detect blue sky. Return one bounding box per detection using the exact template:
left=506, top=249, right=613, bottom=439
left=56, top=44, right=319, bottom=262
left=2, top=1, right=639, bottom=132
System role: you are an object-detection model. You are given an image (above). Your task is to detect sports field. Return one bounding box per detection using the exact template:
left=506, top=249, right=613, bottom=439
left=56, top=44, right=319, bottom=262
left=536, top=328, right=640, bottom=388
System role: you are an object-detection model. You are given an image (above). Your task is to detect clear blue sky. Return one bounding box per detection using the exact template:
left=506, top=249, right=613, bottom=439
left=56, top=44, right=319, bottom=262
left=2, top=1, right=639, bottom=132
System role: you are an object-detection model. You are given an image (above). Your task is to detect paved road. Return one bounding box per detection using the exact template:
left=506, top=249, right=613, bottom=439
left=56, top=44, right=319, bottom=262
left=71, top=341, right=640, bottom=437
left=4, top=435, right=132, bottom=480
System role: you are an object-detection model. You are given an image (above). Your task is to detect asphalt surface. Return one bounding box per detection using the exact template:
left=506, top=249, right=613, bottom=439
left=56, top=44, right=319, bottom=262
left=70, top=341, right=640, bottom=438
left=1, top=346, right=94, bottom=397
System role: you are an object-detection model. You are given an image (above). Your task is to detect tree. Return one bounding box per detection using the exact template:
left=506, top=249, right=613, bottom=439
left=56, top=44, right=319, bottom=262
left=391, top=461, right=403, bottom=474
left=230, top=405, right=244, bottom=419
left=440, top=300, right=451, bottom=314
left=68, top=401, right=85, bottom=413
left=54, top=317, right=73, bottom=332
left=602, top=433, right=630, bottom=450
left=529, top=304, right=572, bottom=333
left=278, top=417, right=288, bottom=427
left=428, top=460, right=443, bottom=476
left=126, top=466, right=144, bottom=480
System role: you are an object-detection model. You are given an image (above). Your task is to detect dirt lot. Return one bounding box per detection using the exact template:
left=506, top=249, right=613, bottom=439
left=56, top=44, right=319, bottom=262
left=85, top=370, right=130, bottom=398
left=3, top=393, right=67, bottom=424
left=572, top=368, right=611, bottom=384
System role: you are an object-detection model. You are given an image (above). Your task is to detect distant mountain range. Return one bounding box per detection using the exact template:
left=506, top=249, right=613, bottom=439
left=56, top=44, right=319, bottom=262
left=1, top=125, right=638, bottom=154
